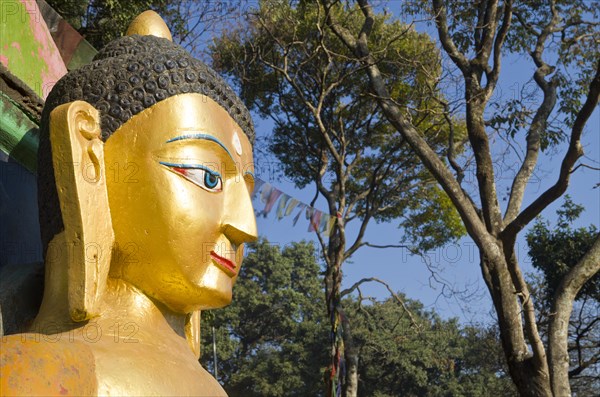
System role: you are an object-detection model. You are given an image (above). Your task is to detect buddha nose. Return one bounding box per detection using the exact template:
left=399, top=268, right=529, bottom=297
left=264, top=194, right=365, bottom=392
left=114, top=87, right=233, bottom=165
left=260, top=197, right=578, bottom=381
left=222, top=177, right=258, bottom=246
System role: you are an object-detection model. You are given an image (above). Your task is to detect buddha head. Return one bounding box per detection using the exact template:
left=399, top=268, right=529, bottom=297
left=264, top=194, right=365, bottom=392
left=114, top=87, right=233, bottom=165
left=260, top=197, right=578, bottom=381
left=36, top=12, right=257, bottom=323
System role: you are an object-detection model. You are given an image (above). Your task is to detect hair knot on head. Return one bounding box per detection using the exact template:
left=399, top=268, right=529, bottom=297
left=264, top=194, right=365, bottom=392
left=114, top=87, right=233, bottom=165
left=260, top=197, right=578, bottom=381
left=126, top=10, right=173, bottom=42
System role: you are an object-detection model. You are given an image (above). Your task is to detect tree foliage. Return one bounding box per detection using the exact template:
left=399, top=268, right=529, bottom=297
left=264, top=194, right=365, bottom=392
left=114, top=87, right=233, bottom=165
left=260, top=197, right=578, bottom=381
left=45, top=0, right=241, bottom=54
left=46, top=0, right=182, bottom=48
left=203, top=239, right=518, bottom=397
left=347, top=297, right=517, bottom=397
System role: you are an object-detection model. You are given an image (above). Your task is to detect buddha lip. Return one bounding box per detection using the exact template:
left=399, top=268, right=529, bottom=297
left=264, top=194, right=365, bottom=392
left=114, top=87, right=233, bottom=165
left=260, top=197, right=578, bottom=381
left=210, top=251, right=237, bottom=276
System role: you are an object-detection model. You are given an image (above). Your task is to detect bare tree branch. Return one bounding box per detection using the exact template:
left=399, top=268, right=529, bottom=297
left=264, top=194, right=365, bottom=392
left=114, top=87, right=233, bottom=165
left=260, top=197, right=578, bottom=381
left=502, top=58, right=600, bottom=239
left=431, top=0, right=470, bottom=74
left=504, top=3, right=562, bottom=225
left=486, top=0, right=512, bottom=96
left=340, top=277, right=421, bottom=330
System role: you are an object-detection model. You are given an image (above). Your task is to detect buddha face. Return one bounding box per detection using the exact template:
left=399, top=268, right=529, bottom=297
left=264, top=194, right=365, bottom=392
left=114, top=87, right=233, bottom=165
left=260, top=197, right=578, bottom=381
left=104, top=93, right=257, bottom=313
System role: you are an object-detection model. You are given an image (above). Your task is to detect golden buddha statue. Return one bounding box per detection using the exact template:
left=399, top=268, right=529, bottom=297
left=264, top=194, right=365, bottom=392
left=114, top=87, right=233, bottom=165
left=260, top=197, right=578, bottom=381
left=0, top=11, right=257, bottom=396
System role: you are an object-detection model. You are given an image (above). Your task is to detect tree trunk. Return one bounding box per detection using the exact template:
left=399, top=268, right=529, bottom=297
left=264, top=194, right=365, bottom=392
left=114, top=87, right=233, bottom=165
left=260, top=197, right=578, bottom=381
left=325, top=230, right=348, bottom=397
left=480, top=248, right=553, bottom=397
left=341, top=310, right=358, bottom=397
left=344, top=355, right=358, bottom=397
left=506, top=358, right=553, bottom=397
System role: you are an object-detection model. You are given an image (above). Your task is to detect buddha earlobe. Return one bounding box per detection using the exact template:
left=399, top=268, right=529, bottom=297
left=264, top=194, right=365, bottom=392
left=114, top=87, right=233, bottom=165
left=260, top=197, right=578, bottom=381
left=126, top=10, right=173, bottom=41
left=50, top=101, right=114, bottom=322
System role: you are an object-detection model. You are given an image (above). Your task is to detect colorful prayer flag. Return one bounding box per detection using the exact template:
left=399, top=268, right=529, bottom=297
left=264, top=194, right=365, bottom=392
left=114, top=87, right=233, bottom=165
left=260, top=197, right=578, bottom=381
left=276, top=194, right=290, bottom=220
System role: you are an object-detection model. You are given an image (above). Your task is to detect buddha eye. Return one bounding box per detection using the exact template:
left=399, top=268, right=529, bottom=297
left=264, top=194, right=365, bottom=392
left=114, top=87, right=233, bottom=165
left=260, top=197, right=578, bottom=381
left=159, top=162, right=223, bottom=192
left=178, top=167, right=222, bottom=192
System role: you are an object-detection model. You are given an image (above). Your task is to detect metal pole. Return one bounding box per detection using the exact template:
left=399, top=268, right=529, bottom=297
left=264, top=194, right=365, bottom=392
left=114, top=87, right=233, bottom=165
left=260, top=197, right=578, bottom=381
left=212, top=326, right=218, bottom=380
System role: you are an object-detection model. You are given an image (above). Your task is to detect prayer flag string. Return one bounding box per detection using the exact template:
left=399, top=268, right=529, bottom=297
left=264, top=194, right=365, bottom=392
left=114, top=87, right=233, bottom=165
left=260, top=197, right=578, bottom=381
left=252, top=177, right=336, bottom=236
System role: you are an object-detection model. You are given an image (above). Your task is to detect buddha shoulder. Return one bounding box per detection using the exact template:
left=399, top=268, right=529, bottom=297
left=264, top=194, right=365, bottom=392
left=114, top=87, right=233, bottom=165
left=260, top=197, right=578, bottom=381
left=0, top=333, right=97, bottom=396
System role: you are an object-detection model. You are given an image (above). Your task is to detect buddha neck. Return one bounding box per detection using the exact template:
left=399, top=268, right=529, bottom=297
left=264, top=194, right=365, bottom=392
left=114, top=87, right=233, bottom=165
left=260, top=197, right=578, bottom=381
left=98, top=278, right=188, bottom=340
left=32, top=233, right=188, bottom=343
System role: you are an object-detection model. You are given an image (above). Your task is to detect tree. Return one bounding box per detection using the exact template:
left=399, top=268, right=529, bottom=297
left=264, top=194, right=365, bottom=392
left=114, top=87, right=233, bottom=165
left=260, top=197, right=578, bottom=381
left=526, top=197, right=600, bottom=395
left=320, top=0, right=600, bottom=395
left=210, top=1, right=464, bottom=394
left=201, top=239, right=330, bottom=397
left=204, top=238, right=518, bottom=396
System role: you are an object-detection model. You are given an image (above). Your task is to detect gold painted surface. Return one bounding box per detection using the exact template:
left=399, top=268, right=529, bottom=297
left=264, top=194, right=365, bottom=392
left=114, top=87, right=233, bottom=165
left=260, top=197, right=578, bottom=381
left=0, top=94, right=257, bottom=396
left=104, top=94, right=257, bottom=314
left=0, top=334, right=97, bottom=396
left=125, top=10, right=173, bottom=41
left=49, top=101, right=114, bottom=322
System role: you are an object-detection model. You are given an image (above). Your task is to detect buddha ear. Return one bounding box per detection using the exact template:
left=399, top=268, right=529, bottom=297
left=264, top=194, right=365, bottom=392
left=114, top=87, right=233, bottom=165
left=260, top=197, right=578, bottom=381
left=50, top=100, right=114, bottom=322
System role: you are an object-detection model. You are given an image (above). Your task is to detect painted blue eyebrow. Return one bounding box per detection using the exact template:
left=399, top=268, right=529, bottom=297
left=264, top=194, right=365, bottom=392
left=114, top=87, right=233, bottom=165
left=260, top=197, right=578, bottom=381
left=244, top=170, right=255, bottom=179
left=159, top=161, right=222, bottom=178
left=166, top=133, right=234, bottom=162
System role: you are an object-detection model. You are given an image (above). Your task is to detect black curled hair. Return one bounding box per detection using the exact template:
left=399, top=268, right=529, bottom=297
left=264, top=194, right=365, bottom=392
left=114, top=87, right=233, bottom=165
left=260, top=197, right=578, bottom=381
left=37, top=34, right=254, bottom=255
